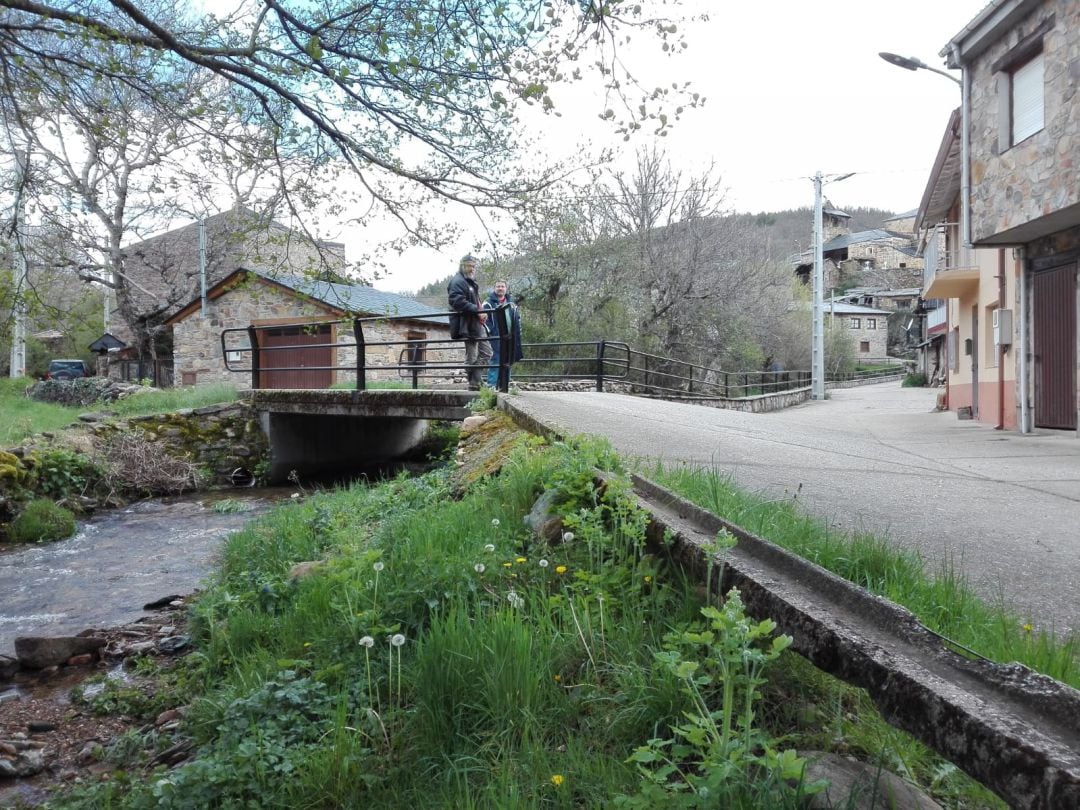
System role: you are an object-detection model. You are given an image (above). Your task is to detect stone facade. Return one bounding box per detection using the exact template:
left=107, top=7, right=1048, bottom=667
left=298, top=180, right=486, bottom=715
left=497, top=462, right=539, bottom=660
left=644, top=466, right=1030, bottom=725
left=113, top=208, right=346, bottom=347
left=829, top=310, right=890, bottom=358
left=961, top=0, right=1079, bottom=245
left=172, top=277, right=456, bottom=389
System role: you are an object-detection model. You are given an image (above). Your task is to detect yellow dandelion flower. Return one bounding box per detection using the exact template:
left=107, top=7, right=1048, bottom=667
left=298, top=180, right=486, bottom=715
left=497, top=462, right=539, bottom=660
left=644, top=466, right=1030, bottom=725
left=1023, top=623, right=1034, bottom=633
left=503, top=562, right=513, bottom=568
left=515, top=556, right=527, bottom=564
left=644, top=575, right=653, bottom=583
left=553, top=674, right=561, bottom=682
left=556, top=565, right=568, bottom=574
left=303, top=642, right=312, bottom=648
left=550, top=774, right=565, bottom=787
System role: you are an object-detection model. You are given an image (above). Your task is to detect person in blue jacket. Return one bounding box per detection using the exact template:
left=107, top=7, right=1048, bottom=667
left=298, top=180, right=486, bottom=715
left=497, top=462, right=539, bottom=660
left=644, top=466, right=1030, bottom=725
left=483, top=279, right=523, bottom=387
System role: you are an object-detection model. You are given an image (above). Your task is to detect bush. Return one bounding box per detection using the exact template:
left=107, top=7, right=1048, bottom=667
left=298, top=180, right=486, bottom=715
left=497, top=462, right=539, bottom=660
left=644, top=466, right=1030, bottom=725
left=28, top=447, right=104, bottom=499
left=902, top=372, right=928, bottom=388
left=9, top=498, right=77, bottom=543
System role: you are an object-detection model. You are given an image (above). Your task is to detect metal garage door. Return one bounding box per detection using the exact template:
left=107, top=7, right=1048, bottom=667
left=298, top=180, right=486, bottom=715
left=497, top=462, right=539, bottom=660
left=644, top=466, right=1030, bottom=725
left=259, top=324, right=333, bottom=389
left=1033, top=264, right=1077, bottom=430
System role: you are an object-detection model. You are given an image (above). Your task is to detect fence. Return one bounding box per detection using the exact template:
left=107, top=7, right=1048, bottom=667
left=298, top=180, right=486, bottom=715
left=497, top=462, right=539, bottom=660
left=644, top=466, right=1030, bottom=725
left=220, top=311, right=828, bottom=401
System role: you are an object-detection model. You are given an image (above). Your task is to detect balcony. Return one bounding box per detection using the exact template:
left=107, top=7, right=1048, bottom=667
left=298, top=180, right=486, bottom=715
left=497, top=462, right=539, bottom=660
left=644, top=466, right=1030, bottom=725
left=923, top=223, right=979, bottom=300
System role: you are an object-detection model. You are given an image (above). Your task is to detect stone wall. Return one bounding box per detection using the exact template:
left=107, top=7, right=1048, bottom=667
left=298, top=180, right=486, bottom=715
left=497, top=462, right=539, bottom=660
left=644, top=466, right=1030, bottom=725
left=966, top=0, right=1079, bottom=244
left=89, top=402, right=270, bottom=486
left=513, top=381, right=811, bottom=413
left=173, top=278, right=456, bottom=389
left=112, top=209, right=346, bottom=347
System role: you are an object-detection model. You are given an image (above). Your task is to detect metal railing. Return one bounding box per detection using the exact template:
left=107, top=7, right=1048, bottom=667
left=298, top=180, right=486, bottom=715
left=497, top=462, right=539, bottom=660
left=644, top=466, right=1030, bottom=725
left=220, top=306, right=519, bottom=392
left=220, top=311, right=881, bottom=399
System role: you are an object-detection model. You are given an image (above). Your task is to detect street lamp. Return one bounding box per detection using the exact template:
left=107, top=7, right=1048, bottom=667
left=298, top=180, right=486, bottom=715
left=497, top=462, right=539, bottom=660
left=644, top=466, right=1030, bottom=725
left=811, top=171, right=854, bottom=401
left=878, top=52, right=961, bottom=85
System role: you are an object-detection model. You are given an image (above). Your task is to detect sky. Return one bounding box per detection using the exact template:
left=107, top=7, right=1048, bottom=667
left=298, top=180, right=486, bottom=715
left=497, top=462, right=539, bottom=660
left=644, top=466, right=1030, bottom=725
left=355, top=0, right=991, bottom=294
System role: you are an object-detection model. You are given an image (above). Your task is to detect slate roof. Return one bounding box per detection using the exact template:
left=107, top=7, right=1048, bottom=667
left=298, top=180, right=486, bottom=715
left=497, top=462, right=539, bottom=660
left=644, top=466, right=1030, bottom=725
left=822, top=229, right=902, bottom=252
left=166, top=268, right=449, bottom=326
left=271, top=275, right=449, bottom=323
left=826, top=302, right=891, bottom=316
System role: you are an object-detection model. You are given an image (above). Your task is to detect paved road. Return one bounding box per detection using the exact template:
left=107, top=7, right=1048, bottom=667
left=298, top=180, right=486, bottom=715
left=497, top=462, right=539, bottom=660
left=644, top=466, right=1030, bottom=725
left=509, top=383, right=1080, bottom=634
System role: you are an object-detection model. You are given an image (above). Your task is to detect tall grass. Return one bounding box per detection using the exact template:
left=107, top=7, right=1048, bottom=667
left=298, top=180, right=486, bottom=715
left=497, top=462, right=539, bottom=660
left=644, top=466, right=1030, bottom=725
left=645, top=461, right=1080, bottom=687
left=0, top=377, right=80, bottom=443
left=107, top=383, right=241, bottom=417
left=54, top=438, right=1003, bottom=809
left=0, top=379, right=242, bottom=444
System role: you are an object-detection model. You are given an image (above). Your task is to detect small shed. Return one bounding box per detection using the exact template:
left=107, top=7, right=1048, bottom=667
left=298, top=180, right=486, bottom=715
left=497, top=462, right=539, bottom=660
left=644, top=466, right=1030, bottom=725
left=164, top=269, right=451, bottom=389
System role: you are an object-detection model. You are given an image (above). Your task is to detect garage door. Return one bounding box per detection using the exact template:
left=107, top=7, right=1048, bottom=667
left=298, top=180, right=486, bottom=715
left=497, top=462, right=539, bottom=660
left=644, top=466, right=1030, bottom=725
left=1033, top=264, right=1076, bottom=430
left=258, top=324, right=333, bottom=389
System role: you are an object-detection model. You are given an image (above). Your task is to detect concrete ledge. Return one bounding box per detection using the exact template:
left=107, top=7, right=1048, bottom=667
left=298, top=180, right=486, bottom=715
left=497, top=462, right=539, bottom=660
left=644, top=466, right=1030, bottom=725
left=250, top=388, right=476, bottom=420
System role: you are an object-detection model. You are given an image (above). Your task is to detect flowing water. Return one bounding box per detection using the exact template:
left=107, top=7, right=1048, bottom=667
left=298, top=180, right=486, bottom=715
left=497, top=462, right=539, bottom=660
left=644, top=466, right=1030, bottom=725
left=0, top=489, right=293, bottom=658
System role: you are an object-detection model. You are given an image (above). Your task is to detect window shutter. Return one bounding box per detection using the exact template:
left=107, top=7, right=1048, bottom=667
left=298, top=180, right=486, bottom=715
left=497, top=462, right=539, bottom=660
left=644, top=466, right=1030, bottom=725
left=1012, top=51, right=1044, bottom=143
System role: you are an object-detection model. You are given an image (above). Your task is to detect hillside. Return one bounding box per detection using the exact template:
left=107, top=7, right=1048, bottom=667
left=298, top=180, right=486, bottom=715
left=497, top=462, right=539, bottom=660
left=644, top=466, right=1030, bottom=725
left=405, top=205, right=898, bottom=301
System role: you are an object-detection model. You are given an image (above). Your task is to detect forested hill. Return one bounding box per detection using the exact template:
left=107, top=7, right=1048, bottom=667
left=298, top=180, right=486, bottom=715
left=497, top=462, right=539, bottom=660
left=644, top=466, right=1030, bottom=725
left=404, top=205, right=897, bottom=300
left=729, top=205, right=899, bottom=258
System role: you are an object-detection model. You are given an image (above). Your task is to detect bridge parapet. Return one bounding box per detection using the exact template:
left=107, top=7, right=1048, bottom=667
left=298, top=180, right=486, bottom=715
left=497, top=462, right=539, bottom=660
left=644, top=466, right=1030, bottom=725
left=249, top=389, right=476, bottom=421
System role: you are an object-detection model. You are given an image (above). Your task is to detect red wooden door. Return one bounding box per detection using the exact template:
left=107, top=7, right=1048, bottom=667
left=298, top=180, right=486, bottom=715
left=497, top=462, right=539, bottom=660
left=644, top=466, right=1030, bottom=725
left=1033, top=264, right=1077, bottom=430
left=259, top=324, right=333, bottom=389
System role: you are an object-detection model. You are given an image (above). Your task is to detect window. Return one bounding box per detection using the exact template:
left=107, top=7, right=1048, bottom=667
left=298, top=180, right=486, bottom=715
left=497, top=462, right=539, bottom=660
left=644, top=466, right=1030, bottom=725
left=867, top=318, right=877, bottom=330
left=1011, top=50, right=1044, bottom=144
left=859, top=341, right=870, bottom=353
left=896, top=299, right=910, bottom=310
left=848, top=317, right=861, bottom=329
left=405, top=330, right=427, bottom=364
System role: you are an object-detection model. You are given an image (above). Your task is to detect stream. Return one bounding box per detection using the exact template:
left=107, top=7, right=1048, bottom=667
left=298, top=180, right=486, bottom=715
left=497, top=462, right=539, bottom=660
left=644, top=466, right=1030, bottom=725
left=0, top=489, right=293, bottom=659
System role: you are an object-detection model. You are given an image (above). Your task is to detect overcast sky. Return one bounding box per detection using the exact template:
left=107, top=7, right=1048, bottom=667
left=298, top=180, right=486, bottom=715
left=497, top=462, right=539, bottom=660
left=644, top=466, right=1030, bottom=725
left=353, top=0, right=991, bottom=292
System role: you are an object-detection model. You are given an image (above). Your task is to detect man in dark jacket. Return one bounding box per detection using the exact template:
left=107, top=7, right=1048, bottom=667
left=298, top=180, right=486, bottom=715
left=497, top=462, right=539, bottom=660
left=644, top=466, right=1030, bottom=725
left=447, top=254, right=492, bottom=390
left=484, top=279, right=523, bottom=387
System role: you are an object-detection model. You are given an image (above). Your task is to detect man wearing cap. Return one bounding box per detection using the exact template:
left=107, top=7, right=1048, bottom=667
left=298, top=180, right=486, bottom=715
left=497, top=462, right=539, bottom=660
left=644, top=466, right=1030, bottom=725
left=447, top=254, right=493, bottom=390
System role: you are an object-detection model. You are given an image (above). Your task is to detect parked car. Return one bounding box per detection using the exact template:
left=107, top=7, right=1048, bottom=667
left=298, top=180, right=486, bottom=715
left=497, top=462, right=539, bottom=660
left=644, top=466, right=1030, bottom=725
left=46, top=359, right=91, bottom=381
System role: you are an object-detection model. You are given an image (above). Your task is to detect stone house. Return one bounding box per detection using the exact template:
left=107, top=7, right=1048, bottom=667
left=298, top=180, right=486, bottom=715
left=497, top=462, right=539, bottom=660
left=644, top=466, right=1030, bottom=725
left=825, top=302, right=891, bottom=359
left=940, top=0, right=1079, bottom=433
left=794, top=204, right=924, bottom=293
left=110, top=207, right=346, bottom=361
left=164, top=269, right=453, bottom=389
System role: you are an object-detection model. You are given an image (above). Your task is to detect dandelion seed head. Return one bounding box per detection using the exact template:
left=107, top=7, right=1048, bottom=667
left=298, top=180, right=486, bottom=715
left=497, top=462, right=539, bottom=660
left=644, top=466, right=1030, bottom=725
left=359, top=636, right=374, bottom=648
left=474, top=563, right=486, bottom=574
left=373, top=561, right=385, bottom=573
left=562, top=531, right=574, bottom=543
left=391, top=633, right=406, bottom=647
left=491, top=518, right=501, bottom=527
left=484, top=543, right=495, bottom=553
left=539, top=559, right=549, bottom=568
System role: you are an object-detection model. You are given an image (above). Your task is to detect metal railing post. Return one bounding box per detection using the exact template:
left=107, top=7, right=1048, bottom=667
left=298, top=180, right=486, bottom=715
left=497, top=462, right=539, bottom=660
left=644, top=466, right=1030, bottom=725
left=353, top=318, right=366, bottom=391
left=498, top=307, right=514, bottom=393
left=247, top=325, right=260, bottom=389
left=595, top=340, right=606, bottom=392
left=687, top=362, right=694, bottom=394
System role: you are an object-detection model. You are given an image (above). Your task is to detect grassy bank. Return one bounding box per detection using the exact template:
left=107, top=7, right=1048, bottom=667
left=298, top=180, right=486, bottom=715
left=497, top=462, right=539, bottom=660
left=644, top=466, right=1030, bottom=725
left=54, top=431, right=1001, bottom=809
left=0, top=380, right=241, bottom=445
left=644, top=461, right=1079, bottom=688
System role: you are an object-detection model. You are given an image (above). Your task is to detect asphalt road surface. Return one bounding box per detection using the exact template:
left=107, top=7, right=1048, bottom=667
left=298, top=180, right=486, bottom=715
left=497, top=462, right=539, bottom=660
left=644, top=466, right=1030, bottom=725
left=509, top=383, right=1080, bottom=635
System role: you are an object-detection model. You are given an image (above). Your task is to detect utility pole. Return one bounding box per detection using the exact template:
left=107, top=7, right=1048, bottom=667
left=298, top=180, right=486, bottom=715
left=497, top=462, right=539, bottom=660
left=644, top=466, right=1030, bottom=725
left=812, top=172, right=825, bottom=400
left=810, top=171, right=854, bottom=400
left=8, top=147, right=28, bottom=379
